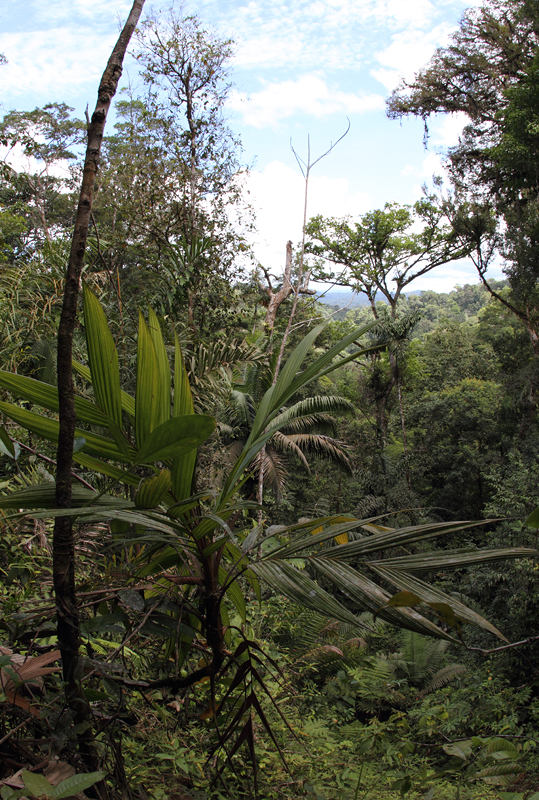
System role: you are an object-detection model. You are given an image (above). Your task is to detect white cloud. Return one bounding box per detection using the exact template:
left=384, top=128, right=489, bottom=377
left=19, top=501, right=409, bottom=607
left=372, top=22, right=454, bottom=89
left=410, top=257, right=503, bottom=293
left=0, top=29, right=118, bottom=103
left=402, top=151, right=446, bottom=181
left=244, top=160, right=371, bottom=270
left=29, top=0, right=131, bottom=24
left=229, top=74, right=385, bottom=128
left=374, top=0, right=436, bottom=29
left=225, top=0, right=446, bottom=71
left=431, top=111, right=469, bottom=146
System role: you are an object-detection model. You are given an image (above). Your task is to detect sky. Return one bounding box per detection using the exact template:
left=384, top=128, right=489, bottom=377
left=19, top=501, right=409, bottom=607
left=0, top=0, right=502, bottom=294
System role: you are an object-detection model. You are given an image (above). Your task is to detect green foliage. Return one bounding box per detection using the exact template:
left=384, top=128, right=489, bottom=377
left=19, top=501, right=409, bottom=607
left=0, top=770, right=107, bottom=800
left=306, top=199, right=470, bottom=312
left=2, top=287, right=534, bottom=797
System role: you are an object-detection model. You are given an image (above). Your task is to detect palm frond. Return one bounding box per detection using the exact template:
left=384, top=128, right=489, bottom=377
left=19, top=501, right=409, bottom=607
left=253, top=448, right=289, bottom=497
left=270, top=431, right=310, bottom=469
left=224, top=390, right=257, bottom=428
left=277, top=412, right=338, bottom=435
left=284, top=396, right=356, bottom=418
left=286, top=433, right=353, bottom=470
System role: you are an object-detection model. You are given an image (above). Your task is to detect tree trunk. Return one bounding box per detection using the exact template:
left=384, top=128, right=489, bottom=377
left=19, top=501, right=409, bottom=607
left=53, top=0, right=145, bottom=776
left=260, top=241, right=294, bottom=332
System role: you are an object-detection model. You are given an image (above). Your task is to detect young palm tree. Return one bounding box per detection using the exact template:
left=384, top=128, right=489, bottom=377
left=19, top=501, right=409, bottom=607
left=219, top=359, right=355, bottom=499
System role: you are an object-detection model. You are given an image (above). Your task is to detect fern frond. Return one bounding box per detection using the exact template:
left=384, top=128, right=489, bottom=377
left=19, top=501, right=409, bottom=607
left=423, top=663, right=468, bottom=695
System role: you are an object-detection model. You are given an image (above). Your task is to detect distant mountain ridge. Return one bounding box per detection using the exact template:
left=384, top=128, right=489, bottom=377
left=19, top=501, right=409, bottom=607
left=316, top=289, right=422, bottom=308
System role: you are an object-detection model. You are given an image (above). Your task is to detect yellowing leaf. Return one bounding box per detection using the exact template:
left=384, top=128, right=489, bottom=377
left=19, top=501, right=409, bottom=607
left=200, top=701, right=222, bottom=720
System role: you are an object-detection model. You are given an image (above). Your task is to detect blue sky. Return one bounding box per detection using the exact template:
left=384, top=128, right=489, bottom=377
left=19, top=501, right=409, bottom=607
left=0, top=0, right=501, bottom=293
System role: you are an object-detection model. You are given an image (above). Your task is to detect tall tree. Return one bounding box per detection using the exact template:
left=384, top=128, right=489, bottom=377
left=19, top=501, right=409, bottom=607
left=0, top=104, right=84, bottom=250
left=91, top=11, right=249, bottom=334
left=387, top=0, right=539, bottom=354
left=306, top=199, right=469, bottom=318
left=305, top=199, right=469, bottom=452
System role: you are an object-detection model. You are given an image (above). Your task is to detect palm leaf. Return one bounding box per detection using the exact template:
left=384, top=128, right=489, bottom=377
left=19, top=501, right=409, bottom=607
left=133, top=414, right=215, bottom=466
left=368, top=563, right=506, bottom=640
left=73, top=360, right=136, bottom=419
left=325, top=520, right=497, bottom=559
left=308, top=557, right=458, bottom=641
left=171, top=332, right=197, bottom=504
left=252, top=561, right=373, bottom=630
left=82, top=282, right=123, bottom=433
left=0, top=400, right=133, bottom=462
left=424, top=663, right=468, bottom=694
left=135, top=310, right=161, bottom=447
left=0, top=370, right=113, bottom=428
left=370, top=547, right=537, bottom=571
left=0, top=483, right=134, bottom=510
left=270, top=431, right=310, bottom=469
left=148, top=307, right=171, bottom=426
left=286, top=433, right=352, bottom=469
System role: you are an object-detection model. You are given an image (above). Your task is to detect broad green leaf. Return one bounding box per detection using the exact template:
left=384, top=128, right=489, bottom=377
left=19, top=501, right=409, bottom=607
left=0, top=785, right=22, bottom=800
left=219, top=567, right=246, bottom=623
left=118, top=589, right=145, bottom=612
left=173, top=332, right=193, bottom=417
left=0, top=369, right=111, bottom=428
left=526, top=507, right=539, bottom=528
left=0, top=483, right=134, bottom=510
left=480, top=738, right=519, bottom=758
left=21, top=770, right=54, bottom=798
left=133, top=414, right=215, bottom=466
left=136, top=545, right=185, bottom=577
left=426, top=602, right=461, bottom=632
left=171, top=449, right=197, bottom=507
left=381, top=589, right=422, bottom=610
left=0, top=401, right=132, bottom=462
left=74, top=453, right=141, bottom=486
left=136, top=310, right=160, bottom=447
left=148, top=307, right=171, bottom=426
left=52, top=771, right=108, bottom=799
left=74, top=360, right=135, bottom=419
left=473, top=762, right=520, bottom=782
left=443, top=742, right=472, bottom=761
left=83, top=283, right=123, bottom=431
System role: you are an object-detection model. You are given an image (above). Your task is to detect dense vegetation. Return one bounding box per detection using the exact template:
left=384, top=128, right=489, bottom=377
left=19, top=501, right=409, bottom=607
left=1, top=1, right=539, bottom=799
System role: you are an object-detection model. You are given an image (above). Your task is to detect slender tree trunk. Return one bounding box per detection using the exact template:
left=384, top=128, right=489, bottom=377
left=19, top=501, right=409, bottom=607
left=53, top=0, right=145, bottom=775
